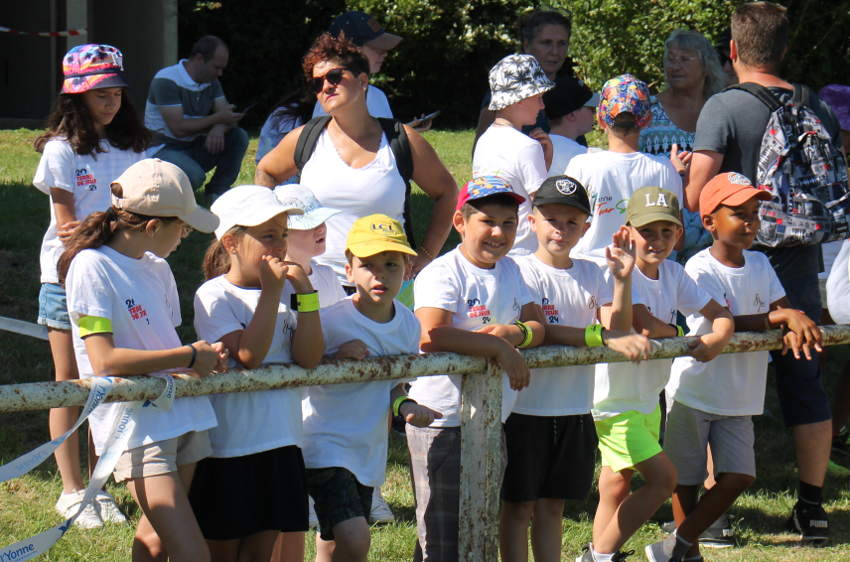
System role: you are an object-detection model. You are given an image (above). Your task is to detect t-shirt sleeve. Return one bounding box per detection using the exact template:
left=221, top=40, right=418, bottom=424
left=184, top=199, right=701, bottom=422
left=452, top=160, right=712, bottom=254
left=157, top=259, right=182, bottom=327
left=685, top=261, right=726, bottom=305
left=33, top=140, right=75, bottom=194
left=518, top=141, right=547, bottom=196
left=413, top=262, right=459, bottom=313
left=193, top=284, right=244, bottom=343
left=148, top=77, right=183, bottom=107
left=210, top=80, right=225, bottom=100
left=675, top=266, right=712, bottom=315
left=693, top=94, right=732, bottom=154
left=564, top=157, right=594, bottom=215
left=764, top=257, right=787, bottom=303
left=660, top=158, right=684, bottom=202
left=594, top=263, right=614, bottom=306
left=66, top=253, right=114, bottom=324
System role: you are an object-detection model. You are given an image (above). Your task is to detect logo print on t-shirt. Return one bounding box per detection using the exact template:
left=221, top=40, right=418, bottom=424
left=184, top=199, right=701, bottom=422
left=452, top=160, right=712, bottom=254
left=125, top=298, right=149, bottom=324
left=75, top=168, right=97, bottom=191
left=588, top=295, right=599, bottom=310
left=467, top=298, right=492, bottom=324
left=753, top=293, right=765, bottom=311
left=541, top=297, right=560, bottom=324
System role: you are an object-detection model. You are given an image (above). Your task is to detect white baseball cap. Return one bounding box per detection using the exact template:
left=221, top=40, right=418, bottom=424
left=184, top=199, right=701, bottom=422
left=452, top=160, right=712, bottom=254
left=273, top=184, right=341, bottom=230
left=211, top=185, right=304, bottom=240
left=111, top=159, right=219, bottom=233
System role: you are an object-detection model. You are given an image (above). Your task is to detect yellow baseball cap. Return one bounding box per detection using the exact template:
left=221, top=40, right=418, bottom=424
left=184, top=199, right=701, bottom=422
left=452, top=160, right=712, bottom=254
left=346, top=214, right=417, bottom=258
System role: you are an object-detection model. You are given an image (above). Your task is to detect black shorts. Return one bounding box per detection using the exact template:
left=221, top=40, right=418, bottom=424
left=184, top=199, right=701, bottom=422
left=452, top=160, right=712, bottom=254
left=502, top=413, right=597, bottom=502
left=189, top=445, right=308, bottom=540
left=306, top=466, right=373, bottom=541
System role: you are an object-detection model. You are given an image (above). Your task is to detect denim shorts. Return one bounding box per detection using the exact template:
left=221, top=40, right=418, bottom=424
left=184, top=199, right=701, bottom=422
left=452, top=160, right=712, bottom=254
left=37, top=283, right=72, bottom=330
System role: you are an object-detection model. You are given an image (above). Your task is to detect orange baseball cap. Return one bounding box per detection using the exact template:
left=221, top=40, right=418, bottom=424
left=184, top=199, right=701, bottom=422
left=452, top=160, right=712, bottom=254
left=699, top=172, right=772, bottom=217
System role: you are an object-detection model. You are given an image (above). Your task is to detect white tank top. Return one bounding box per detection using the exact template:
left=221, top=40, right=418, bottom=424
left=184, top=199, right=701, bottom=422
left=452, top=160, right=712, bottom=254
left=300, top=128, right=406, bottom=284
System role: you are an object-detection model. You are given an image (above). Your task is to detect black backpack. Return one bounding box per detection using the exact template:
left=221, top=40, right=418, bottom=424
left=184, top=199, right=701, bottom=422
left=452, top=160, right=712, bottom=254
left=729, top=82, right=850, bottom=247
left=293, top=116, right=417, bottom=248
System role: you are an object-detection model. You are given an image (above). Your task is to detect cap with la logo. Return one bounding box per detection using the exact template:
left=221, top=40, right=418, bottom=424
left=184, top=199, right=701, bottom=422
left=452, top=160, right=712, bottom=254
left=626, top=186, right=682, bottom=227
left=346, top=213, right=418, bottom=258
left=532, top=175, right=590, bottom=214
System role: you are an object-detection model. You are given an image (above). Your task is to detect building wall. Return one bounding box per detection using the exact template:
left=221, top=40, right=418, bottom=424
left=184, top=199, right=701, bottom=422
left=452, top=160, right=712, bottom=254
left=0, top=0, right=176, bottom=127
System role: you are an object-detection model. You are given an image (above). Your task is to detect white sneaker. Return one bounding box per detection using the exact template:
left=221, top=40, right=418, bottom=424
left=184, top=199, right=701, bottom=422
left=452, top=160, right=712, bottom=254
left=55, top=490, right=103, bottom=529
left=369, top=487, right=395, bottom=523
left=308, top=496, right=319, bottom=529
left=644, top=534, right=677, bottom=562
left=95, top=490, right=128, bottom=524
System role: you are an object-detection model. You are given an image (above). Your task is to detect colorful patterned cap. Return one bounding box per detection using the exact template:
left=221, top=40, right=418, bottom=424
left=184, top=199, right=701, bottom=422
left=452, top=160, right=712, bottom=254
left=597, top=73, right=652, bottom=129
left=488, top=54, right=555, bottom=111
left=457, top=176, right=525, bottom=210
left=62, top=44, right=127, bottom=94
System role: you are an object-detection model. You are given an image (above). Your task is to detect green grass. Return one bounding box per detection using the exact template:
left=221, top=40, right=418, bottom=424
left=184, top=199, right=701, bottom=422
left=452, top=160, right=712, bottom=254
left=1, top=128, right=849, bottom=560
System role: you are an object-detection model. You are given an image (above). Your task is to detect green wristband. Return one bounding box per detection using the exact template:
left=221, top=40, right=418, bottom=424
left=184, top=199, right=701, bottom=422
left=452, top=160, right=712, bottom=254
left=393, top=395, right=415, bottom=417
left=513, top=321, right=534, bottom=348
left=290, top=290, right=320, bottom=313
left=584, top=324, right=604, bottom=347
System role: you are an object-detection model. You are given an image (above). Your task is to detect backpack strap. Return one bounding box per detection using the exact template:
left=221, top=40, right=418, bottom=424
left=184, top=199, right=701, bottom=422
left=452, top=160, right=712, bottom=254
left=293, top=115, right=332, bottom=172
left=377, top=118, right=417, bottom=248
left=725, top=82, right=782, bottom=112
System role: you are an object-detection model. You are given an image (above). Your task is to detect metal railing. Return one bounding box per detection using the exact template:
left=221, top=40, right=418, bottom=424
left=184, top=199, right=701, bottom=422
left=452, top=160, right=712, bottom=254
left=2, top=324, right=850, bottom=560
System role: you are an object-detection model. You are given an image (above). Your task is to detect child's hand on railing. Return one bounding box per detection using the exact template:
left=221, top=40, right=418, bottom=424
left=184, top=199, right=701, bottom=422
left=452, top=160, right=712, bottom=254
left=334, top=339, right=369, bottom=360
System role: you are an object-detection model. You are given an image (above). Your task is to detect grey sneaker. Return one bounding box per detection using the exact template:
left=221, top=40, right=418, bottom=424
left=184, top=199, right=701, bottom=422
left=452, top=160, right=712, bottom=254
left=368, top=487, right=395, bottom=523
left=95, top=490, right=127, bottom=524
left=698, top=513, right=734, bottom=548
left=55, top=490, right=103, bottom=529
left=575, top=543, right=594, bottom=562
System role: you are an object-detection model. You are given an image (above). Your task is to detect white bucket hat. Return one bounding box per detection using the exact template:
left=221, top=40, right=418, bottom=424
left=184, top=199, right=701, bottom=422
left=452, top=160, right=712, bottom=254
left=274, top=184, right=341, bottom=230
left=488, top=53, right=555, bottom=111
left=211, top=185, right=304, bottom=240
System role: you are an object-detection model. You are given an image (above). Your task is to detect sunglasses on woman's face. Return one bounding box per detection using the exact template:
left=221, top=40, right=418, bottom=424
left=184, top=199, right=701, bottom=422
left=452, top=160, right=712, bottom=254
left=310, top=68, right=349, bottom=94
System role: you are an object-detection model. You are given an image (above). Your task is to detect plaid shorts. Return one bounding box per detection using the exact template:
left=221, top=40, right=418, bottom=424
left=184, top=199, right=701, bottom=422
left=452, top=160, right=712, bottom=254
left=305, top=466, right=372, bottom=541
left=406, top=425, right=461, bottom=561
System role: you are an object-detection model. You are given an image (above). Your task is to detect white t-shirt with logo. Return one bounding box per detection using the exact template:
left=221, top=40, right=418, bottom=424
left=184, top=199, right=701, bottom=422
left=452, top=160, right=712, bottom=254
left=548, top=134, right=587, bottom=178
left=666, top=249, right=785, bottom=416
left=282, top=261, right=347, bottom=310
left=312, top=85, right=393, bottom=119
left=565, top=150, right=682, bottom=262
left=193, top=275, right=304, bottom=457
left=33, top=138, right=144, bottom=283
left=66, top=246, right=217, bottom=455
left=592, top=260, right=710, bottom=419
left=472, top=125, right=548, bottom=255
left=408, top=247, right=535, bottom=426
left=513, top=254, right=612, bottom=416
left=301, top=298, right=420, bottom=487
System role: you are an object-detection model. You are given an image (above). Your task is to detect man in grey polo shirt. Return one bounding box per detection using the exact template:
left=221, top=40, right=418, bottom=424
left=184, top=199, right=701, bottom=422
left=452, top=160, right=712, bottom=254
left=145, top=35, right=248, bottom=200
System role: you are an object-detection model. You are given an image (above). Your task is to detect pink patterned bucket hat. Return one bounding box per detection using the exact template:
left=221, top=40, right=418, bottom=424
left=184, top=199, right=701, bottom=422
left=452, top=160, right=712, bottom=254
left=597, top=73, right=652, bottom=129
left=62, top=44, right=127, bottom=94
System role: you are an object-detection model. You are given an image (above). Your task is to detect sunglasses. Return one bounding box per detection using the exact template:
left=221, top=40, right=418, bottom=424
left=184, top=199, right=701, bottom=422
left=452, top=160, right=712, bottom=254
left=310, top=67, right=349, bottom=94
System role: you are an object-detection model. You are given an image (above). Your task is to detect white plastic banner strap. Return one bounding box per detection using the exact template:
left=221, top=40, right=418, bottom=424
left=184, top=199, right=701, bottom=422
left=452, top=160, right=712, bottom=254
left=0, top=375, right=175, bottom=561
left=0, top=377, right=112, bottom=484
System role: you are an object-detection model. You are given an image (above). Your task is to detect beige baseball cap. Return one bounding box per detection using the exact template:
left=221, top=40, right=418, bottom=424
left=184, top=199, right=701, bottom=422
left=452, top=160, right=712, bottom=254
left=626, top=186, right=682, bottom=227
left=110, top=159, right=219, bottom=233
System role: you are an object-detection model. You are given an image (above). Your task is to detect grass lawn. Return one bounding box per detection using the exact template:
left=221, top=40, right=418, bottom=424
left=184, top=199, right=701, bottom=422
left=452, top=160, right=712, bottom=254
left=1, top=127, right=849, bottom=560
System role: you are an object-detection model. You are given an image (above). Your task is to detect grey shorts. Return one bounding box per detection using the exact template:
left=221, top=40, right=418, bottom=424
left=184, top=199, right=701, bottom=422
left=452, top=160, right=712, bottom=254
left=664, top=401, right=755, bottom=486
left=113, top=430, right=211, bottom=483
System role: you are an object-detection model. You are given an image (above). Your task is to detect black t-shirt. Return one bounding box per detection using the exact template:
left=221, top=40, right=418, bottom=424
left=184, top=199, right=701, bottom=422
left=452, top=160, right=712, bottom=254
left=694, top=85, right=841, bottom=280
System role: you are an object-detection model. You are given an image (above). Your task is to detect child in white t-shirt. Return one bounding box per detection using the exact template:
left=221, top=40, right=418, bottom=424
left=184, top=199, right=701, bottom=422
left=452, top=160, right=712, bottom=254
left=190, top=185, right=322, bottom=561
left=542, top=76, right=598, bottom=177
left=63, top=159, right=227, bottom=560
left=473, top=54, right=554, bottom=254
left=647, top=173, right=822, bottom=562
left=408, top=176, right=546, bottom=560
left=503, top=175, right=650, bottom=562
left=566, top=74, right=682, bottom=263
left=301, top=214, right=440, bottom=562
left=33, top=43, right=148, bottom=527
left=585, top=186, right=734, bottom=562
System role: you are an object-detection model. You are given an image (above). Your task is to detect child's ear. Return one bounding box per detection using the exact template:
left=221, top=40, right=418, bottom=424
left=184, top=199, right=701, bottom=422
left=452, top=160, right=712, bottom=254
left=144, top=219, right=161, bottom=237
left=221, top=233, right=238, bottom=254
left=582, top=221, right=591, bottom=235
left=452, top=210, right=465, bottom=237
left=702, top=213, right=716, bottom=235
left=344, top=261, right=355, bottom=284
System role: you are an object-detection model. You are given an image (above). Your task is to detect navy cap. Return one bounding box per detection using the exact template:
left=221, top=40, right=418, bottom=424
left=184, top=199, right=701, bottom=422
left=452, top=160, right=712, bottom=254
left=329, top=11, right=402, bottom=50
left=543, top=75, right=599, bottom=121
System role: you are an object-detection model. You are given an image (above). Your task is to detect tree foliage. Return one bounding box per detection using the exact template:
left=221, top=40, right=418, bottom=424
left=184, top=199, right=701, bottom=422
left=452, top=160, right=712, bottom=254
left=178, top=0, right=850, bottom=129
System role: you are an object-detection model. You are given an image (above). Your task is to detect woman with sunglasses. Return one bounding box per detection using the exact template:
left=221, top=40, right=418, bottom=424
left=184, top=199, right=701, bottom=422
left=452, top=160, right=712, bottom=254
left=256, top=33, right=456, bottom=288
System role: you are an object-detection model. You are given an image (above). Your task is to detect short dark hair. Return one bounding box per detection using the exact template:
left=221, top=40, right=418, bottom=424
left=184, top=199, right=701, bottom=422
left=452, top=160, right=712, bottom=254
left=190, top=35, right=227, bottom=62
left=518, top=9, right=572, bottom=49
left=731, top=2, right=788, bottom=67
left=609, top=113, right=639, bottom=134
left=460, top=194, right=521, bottom=219
left=302, top=32, right=370, bottom=85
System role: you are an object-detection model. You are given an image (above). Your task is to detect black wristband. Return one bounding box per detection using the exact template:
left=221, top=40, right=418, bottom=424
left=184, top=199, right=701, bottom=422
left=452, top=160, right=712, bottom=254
left=186, top=344, right=197, bottom=369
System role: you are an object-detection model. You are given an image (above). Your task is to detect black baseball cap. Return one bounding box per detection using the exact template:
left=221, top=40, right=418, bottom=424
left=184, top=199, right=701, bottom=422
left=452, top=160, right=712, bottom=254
left=532, top=175, right=591, bottom=214
left=329, top=11, right=402, bottom=50
left=543, top=75, right=600, bottom=121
